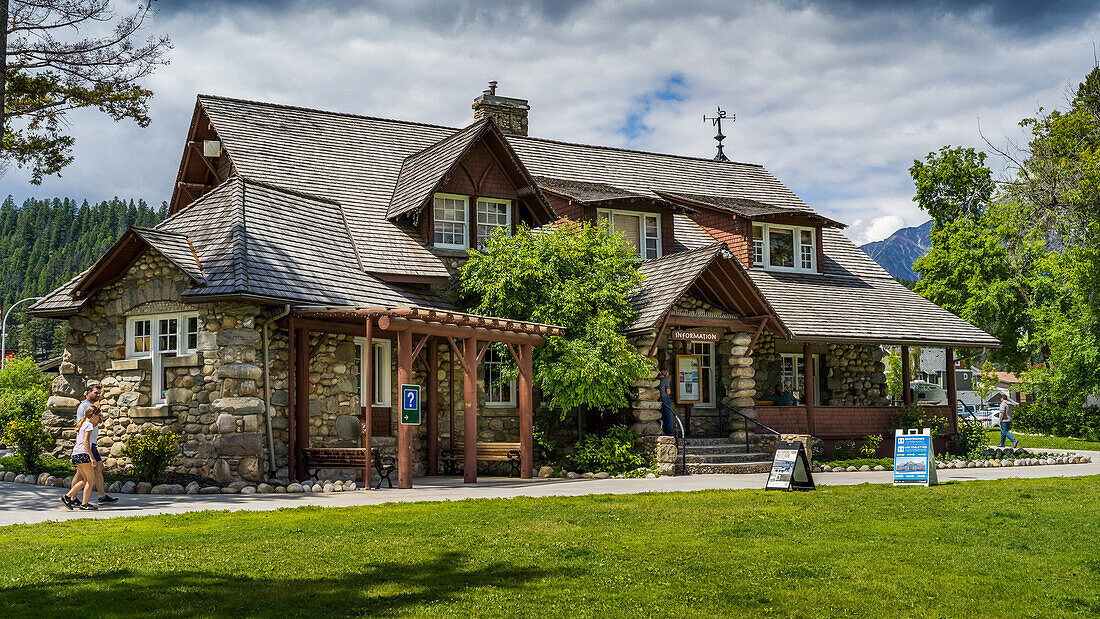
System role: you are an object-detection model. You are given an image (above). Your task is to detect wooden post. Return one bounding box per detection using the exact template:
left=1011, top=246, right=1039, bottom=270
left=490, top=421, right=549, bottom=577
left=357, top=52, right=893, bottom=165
left=397, top=328, right=413, bottom=489
left=427, top=337, right=439, bottom=476
left=803, top=343, right=815, bottom=436
left=362, top=318, right=373, bottom=487
left=518, top=343, right=533, bottom=479
left=287, top=316, right=297, bottom=481
left=463, top=336, right=478, bottom=483
left=294, top=327, right=310, bottom=481
left=945, top=347, right=957, bottom=433
left=901, top=345, right=912, bottom=406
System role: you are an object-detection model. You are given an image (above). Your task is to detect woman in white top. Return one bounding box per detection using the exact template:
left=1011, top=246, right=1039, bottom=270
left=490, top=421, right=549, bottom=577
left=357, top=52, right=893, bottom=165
left=61, top=407, right=102, bottom=511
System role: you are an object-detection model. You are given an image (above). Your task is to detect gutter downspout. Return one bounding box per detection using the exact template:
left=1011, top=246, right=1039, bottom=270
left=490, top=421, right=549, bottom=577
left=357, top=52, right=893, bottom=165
left=263, top=305, right=291, bottom=478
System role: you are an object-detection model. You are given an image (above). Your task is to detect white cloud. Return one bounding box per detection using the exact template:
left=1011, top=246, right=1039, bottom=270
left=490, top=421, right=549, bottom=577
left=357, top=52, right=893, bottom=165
left=2, top=0, right=1098, bottom=246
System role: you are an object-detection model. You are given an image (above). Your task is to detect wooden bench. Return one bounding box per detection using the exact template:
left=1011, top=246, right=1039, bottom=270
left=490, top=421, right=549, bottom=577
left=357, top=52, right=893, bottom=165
left=440, top=442, right=522, bottom=478
left=301, top=447, right=395, bottom=489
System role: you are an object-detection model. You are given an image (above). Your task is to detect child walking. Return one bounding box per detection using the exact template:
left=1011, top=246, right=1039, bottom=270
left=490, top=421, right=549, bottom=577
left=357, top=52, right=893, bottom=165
left=60, top=407, right=102, bottom=511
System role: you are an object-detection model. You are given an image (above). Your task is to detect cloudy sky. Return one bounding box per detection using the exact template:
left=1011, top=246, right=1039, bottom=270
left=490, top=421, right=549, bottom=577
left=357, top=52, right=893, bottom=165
left=4, top=0, right=1100, bottom=244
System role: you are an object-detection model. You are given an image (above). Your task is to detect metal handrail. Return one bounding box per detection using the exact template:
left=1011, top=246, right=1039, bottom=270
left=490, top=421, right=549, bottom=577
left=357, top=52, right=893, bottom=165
left=662, top=401, right=688, bottom=475
left=719, top=402, right=780, bottom=453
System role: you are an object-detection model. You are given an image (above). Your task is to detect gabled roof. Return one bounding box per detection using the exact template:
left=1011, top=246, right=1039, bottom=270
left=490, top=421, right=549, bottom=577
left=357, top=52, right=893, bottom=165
left=656, top=190, right=845, bottom=228
left=386, top=119, right=488, bottom=219
left=536, top=176, right=658, bottom=204
left=130, top=228, right=205, bottom=282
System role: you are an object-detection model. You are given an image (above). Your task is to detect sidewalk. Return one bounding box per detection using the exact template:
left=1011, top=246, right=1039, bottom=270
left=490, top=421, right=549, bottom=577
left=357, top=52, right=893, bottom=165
left=2, top=449, right=1097, bottom=527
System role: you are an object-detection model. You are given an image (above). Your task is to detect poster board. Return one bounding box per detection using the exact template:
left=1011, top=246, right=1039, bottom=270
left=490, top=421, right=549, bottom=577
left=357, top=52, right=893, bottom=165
left=675, top=354, right=702, bottom=404
left=765, top=440, right=816, bottom=491
left=893, top=428, right=937, bottom=486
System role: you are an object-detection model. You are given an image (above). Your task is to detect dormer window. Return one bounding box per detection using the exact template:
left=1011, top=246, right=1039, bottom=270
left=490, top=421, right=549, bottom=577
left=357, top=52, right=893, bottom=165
left=434, top=194, right=469, bottom=249
left=752, top=223, right=816, bottom=272
left=597, top=209, right=661, bottom=259
left=476, top=198, right=511, bottom=247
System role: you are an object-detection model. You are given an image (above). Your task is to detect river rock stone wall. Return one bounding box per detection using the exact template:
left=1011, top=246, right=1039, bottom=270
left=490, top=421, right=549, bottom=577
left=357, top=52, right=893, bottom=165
left=822, top=343, right=889, bottom=406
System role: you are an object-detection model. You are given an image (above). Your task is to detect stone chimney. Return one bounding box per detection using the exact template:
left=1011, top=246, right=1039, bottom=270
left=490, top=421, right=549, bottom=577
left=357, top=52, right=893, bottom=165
left=472, top=81, right=529, bottom=137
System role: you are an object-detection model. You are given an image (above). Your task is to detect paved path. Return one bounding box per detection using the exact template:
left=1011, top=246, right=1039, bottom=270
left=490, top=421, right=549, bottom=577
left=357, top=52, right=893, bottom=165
left=2, top=449, right=1097, bottom=527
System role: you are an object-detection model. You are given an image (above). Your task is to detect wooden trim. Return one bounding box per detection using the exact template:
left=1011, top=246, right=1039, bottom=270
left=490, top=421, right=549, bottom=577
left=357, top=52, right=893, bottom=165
left=294, top=327, right=310, bottom=481
left=287, top=316, right=298, bottom=481
left=518, top=343, right=533, bottom=479
left=901, top=345, right=912, bottom=406
left=397, top=329, right=413, bottom=489
left=803, top=343, right=816, bottom=435
left=362, top=318, right=373, bottom=486
left=745, top=320, right=768, bottom=357
left=463, top=336, right=478, bottom=483
left=427, top=337, right=439, bottom=476
left=411, top=333, right=429, bottom=361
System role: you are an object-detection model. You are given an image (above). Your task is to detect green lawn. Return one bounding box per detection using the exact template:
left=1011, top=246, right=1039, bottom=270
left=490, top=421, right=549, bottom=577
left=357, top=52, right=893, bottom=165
left=984, top=428, right=1100, bottom=452
left=2, top=478, right=1099, bottom=617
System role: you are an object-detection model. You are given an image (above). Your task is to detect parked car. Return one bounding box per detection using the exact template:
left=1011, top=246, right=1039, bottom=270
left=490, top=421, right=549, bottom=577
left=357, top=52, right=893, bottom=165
left=978, top=408, right=1000, bottom=427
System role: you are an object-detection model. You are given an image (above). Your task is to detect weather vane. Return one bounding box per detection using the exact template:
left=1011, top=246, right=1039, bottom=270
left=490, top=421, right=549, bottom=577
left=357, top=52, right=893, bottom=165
left=703, top=106, right=734, bottom=162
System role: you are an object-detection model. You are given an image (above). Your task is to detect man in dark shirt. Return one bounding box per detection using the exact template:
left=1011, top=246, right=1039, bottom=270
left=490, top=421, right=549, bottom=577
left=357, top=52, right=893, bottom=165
left=657, top=369, right=674, bottom=436
left=770, top=384, right=797, bottom=406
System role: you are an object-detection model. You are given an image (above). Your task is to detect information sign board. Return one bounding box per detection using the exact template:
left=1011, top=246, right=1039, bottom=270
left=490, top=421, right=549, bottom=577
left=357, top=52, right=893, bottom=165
left=765, top=440, right=815, bottom=491
left=400, top=384, right=421, bottom=425
left=893, top=428, right=937, bottom=486
left=670, top=330, right=719, bottom=342
left=675, top=354, right=702, bottom=404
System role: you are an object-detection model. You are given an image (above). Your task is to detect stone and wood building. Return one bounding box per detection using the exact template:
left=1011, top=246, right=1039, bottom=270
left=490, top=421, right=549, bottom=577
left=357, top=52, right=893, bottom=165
left=31, top=84, right=998, bottom=485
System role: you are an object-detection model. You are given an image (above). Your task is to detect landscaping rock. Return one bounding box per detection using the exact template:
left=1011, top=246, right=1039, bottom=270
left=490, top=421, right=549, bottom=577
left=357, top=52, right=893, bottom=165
left=14, top=474, right=26, bottom=484
left=275, top=486, right=286, bottom=493
left=312, top=484, right=323, bottom=492
left=581, top=472, right=594, bottom=479
left=645, top=473, right=656, bottom=479
left=287, top=483, right=304, bottom=493
left=220, top=487, right=238, bottom=494
left=845, top=466, right=858, bottom=472
left=121, top=481, right=137, bottom=494
left=239, top=486, right=256, bottom=494
left=228, top=481, right=250, bottom=491
left=301, top=484, right=312, bottom=493
left=323, top=483, right=335, bottom=493
left=151, top=484, right=173, bottom=494
left=55, top=477, right=67, bottom=488
left=566, top=472, right=580, bottom=479
left=257, top=483, right=275, bottom=493
left=822, top=465, right=832, bottom=472
left=186, top=481, right=201, bottom=494
left=3, top=471, right=14, bottom=482
left=37, top=472, right=52, bottom=485
left=594, top=472, right=610, bottom=479
left=344, top=481, right=356, bottom=490
left=200, top=486, right=221, bottom=494
left=873, top=465, right=885, bottom=471
left=537, top=465, right=554, bottom=479
left=108, top=481, right=122, bottom=493
left=858, top=465, right=870, bottom=472
left=812, top=466, right=822, bottom=473
left=136, top=482, right=153, bottom=494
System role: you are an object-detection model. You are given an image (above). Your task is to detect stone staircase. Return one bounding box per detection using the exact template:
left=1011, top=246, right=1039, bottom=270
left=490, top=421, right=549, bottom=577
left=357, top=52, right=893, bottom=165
left=677, top=437, right=773, bottom=475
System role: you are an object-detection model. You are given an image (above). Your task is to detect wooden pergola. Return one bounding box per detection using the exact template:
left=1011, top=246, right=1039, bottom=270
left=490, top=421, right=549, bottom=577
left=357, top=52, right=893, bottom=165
left=285, top=306, right=565, bottom=488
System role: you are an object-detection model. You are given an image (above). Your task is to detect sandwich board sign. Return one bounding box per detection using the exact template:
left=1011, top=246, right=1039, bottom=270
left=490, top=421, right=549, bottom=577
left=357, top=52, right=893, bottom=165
left=400, top=384, right=421, bottom=425
left=765, top=440, right=815, bottom=491
left=893, top=428, right=937, bottom=486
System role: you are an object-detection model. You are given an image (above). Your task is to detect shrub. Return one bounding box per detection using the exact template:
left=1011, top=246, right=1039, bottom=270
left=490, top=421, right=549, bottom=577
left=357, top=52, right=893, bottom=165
left=859, top=435, right=882, bottom=458
left=121, top=429, right=180, bottom=483
left=573, top=424, right=646, bottom=474
left=955, top=416, right=988, bottom=457
left=0, top=417, right=52, bottom=474
left=889, top=405, right=947, bottom=436
left=832, top=440, right=855, bottom=461
left=0, top=355, right=50, bottom=436
left=1014, top=403, right=1100, bottom=440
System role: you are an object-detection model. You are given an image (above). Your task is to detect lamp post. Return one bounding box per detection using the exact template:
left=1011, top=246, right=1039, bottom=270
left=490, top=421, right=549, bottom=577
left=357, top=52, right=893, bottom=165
left=1, top=297, right=44, bottom=370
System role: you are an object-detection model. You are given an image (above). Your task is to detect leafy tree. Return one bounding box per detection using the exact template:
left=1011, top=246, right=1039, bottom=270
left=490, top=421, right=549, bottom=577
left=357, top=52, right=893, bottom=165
left=974, top=360, right=999, bottom=404
left=908, top=146, right=995, bottom=226
left=459, top=221, right=653, bottom=414
left=2, top=0, right=171, bottom=183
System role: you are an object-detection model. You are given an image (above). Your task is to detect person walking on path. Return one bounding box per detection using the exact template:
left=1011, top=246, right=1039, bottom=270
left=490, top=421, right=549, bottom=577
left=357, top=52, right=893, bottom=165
left=998, top=398, right=1019, bottom=448
left=658, top=369, right=675, bottom=436
left=71, top=385, right=117, bottom=505
left=60, top=408, right=103, bottom=511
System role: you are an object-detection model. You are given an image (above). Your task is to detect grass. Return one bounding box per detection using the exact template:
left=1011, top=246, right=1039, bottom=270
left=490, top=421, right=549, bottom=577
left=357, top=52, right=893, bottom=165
left=2, top=478, right=1100, bottom=617
left=984, top=428, right=1100, bottom=452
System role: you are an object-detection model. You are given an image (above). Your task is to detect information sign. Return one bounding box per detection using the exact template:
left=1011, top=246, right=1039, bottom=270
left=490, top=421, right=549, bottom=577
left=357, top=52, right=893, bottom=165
left=670, top=330, right=719, bottom=342
left=400, top=384, right=421, bottom=425
left=765, top=440, right=815, bottom=491
left=675, top=354, right=702, bottom=404
left=893, top=428, right=937, bottom=486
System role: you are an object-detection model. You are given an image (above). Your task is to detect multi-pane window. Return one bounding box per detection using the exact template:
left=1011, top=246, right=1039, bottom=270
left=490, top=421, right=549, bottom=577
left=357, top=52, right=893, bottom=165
left=688, top=341, right=716, bottom=407
left=132, top=319, right=151, bottom=354
left=483, top=347, right=516, bottom=407
left=158, top=318, right=178, bottom=353
left=354, top=340, right=392, bottom=407
left=186, top=316, right=200, bottom=351
left=476, top=198, right=511, bottom=246
left=800, top=230, right=814, bottom=270
left=780, top=354, right=805, bottom=394
left=597, top=209, right=661, bottom=259
left=751, top=223, right=816, bottom=272
left=433, top=194, right=468, bottom=249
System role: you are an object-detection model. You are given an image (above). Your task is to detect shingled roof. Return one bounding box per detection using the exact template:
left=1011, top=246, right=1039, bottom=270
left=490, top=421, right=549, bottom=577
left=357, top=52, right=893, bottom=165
left=626, top=244, right=726, bottom=334
left=387, top=120, right=490, bottom=220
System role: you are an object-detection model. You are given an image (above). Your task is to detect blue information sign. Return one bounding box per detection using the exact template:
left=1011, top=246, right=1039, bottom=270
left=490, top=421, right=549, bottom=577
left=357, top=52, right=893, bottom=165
left=400, top=384, right=421, bottom=425
left=893, top=429, right=937, bottom=486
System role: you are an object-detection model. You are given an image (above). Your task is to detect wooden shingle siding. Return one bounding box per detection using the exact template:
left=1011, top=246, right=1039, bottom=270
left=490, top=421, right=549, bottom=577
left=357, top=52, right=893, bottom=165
left=689, top=209, right=751, bottom=267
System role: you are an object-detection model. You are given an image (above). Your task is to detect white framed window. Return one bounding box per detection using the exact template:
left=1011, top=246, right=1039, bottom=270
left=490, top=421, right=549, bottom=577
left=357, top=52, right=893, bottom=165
left=688, top=341, right=716, bottom=408
left=779, top=353, right=820, bottom=404
left=476, top=198, right=512, bottom=246
left=483, top=347, right=516, bottom=407
left=596, top=209, right=661, bottom=259
left=125, top=312, right=200, bottom=404
left=354, top=339, right=392, bottom=407
left=751, top=223, right=817, bottom=272
left=433, top=193, right=469, bottom=249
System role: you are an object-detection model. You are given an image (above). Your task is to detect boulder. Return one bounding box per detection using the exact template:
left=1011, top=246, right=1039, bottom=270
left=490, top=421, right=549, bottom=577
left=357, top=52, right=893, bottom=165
left=238, top=456, right=262, bottom=482
left=257, top=483, right=275, bottom=494
left=217, top=363, right=263, bottom=380
left=47, top=396, right=81, bottom=413
left=3, top=471, right=15, bottom=482
left=312, top=484, right=323, bottom=492
left=213, top=397, right=265, bottom=416
left=213, top=459, right=232, bottom=483
left=287, top=483, right=304, bottom=493
left=239, top=486, right=257, bottom=494
left=213, top=433, right=263, bottom=457
left=220, top=487, right=239, bottom=494
left=151, top=484, right=172, bottom=495
left=275, top=486, right=287, bottom=493
left=537, top=465, right=554, bottom=478
left=185, top=481, right=201, bottom=494
left=136, top=482, right=153, bottom=494
left=37, top=472, right=52, bottom=485
left=200, top=486, right=221, bottom=494
left=593, top=472, right=610, bottom=479
left=121, top=481, right=137, bottom=494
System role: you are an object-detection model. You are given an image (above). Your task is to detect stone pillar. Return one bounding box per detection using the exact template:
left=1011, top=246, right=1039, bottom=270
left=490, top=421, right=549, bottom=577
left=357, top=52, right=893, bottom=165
left=725, top=331, right=757, bottom=443
left=640, top=435, right=678, bottom=476
left=210, top=307, right=266, bottom=484
left=628, top=331, right=662, bottom=437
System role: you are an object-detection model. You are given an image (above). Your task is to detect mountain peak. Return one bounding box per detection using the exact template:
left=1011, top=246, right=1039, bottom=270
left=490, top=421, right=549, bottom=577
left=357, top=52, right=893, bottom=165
left=859, top=220, right=932, bottom=281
